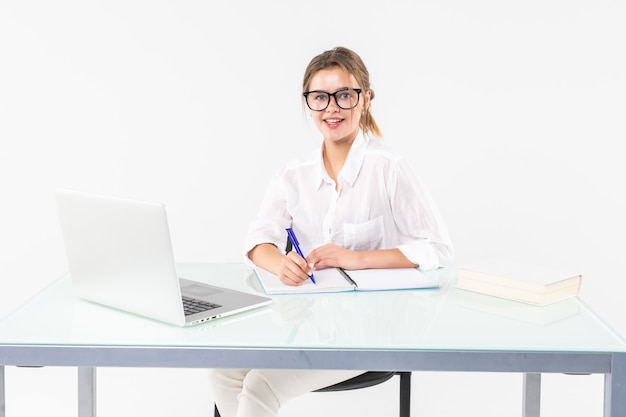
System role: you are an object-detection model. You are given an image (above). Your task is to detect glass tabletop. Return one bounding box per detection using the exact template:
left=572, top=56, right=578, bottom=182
left=1, top=263, right=624, bottom=353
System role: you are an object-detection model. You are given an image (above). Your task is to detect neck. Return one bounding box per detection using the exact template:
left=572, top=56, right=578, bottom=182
left=323, top=135, right=355, bottom=185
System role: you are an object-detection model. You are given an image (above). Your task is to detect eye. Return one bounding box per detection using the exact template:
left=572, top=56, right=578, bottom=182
left=313, top=93, right=328, bottom=101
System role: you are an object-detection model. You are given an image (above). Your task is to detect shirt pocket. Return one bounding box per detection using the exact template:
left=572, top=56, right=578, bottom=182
left=343, top=216, right=384, bottom=251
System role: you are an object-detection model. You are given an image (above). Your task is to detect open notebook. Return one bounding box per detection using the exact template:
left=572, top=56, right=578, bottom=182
left=254, top=266, right=439, bottom=295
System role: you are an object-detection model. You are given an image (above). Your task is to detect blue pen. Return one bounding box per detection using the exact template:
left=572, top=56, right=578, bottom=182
left=286, top=227, right=316, bottom=284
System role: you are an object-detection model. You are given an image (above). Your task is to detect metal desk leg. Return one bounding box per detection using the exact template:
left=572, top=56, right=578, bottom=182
left=78, top=367, right=96, bottom=417
left=522, top=373, right=541, bottom=417
left=605, top=353, right=626, bottom=417
left=1, top=366, right=5, bottom=417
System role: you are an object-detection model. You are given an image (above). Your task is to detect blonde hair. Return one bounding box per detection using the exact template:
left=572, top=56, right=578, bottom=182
left=302, top=46, right=382, bottom=138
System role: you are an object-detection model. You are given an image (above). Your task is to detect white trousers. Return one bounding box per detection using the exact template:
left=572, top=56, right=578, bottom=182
left=208, top=368, right=366, bottom=417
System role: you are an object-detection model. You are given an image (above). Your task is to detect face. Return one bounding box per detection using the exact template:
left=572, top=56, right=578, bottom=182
left=306, top=68, right=370, bottom=145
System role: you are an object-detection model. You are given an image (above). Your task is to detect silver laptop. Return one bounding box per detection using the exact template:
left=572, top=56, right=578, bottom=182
left=55, top=189, right=271, bottom=327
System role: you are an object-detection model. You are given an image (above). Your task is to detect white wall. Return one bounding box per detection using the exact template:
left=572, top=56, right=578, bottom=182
left=1, top=1, right=624, bottom=416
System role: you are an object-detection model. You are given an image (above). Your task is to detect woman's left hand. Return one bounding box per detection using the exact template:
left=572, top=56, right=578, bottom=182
left=307, top=243, right=362, bottom=271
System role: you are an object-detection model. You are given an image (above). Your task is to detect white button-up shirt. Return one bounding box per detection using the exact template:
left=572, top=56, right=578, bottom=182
left=245, top=131, right=454, bottom=270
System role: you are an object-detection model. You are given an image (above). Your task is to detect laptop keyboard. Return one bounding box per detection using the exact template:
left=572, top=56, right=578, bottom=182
left=182, top=296, right=221, bottom=316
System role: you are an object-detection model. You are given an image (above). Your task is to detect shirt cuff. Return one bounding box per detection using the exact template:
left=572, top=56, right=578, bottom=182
left=397, top=241, right=441, bottom=271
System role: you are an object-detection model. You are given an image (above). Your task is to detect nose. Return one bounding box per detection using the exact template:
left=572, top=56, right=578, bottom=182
left=326, top=95, right=341, bottom=112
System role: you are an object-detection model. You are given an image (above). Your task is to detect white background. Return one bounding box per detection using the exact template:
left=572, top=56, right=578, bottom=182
left=1, top=1, right=624, bottom=416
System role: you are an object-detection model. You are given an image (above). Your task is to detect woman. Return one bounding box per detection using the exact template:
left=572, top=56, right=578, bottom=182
left=209, top=46, right=454, bottom=417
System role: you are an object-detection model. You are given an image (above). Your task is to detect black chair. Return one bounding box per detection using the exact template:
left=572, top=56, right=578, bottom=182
left=214, top=371, right=411, bottom=417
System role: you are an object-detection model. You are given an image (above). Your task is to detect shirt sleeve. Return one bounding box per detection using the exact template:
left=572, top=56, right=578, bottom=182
left=244, top=170, right=291, bottom=260
left=388, top=158, right=455, bottom=270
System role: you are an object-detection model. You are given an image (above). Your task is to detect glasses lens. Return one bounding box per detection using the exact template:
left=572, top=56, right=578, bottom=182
left=306, top=92, right=330, bottom=111
left=335, top=89, right=359, bottom=109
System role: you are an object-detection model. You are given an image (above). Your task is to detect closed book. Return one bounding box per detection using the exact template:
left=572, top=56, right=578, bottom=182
left=456, top=267, right=582, bottom=306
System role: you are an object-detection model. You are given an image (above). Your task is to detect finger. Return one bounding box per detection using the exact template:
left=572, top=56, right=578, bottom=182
left=280, top=273, right=304, bottom=286
left=287, top=251, right=311, bottom=274
left=280, top=254, right=310, bottom=285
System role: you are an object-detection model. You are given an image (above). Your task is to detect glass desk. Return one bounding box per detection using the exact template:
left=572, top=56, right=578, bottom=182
left=1, top=263, right=625, bottom=417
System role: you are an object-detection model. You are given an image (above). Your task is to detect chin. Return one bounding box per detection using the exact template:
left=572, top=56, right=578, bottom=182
left=325, top=129, right=357, bottom=143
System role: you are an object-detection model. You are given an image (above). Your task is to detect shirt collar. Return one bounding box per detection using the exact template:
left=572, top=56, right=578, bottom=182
left=315, top=130, right=369, bottom=190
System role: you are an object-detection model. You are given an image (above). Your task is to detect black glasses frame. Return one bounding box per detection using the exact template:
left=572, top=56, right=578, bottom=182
left=302, top=88, right=362, bottom=111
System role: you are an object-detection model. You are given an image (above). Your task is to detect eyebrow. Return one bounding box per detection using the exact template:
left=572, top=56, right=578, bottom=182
left=306, top=87, right=354, bottom=93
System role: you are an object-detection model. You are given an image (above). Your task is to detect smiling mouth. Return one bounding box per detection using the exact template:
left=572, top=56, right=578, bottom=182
left=324, top=119, right=343, bottom=125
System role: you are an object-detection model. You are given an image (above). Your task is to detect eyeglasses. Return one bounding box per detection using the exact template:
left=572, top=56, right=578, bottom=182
left=303, top=88, right=362, bottom=111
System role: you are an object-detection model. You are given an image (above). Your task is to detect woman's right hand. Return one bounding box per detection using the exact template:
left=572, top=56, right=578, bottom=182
left=277, top=251, right=314, bottom=286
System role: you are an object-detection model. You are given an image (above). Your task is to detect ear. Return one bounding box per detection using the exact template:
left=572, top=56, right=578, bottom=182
left=363, top=89, right=372, bottom=111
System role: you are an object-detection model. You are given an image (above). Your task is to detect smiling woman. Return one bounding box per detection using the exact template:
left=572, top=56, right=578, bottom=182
left=2, top=2, right=625, bottom=416
left=207, top=46, right=455, bottom=417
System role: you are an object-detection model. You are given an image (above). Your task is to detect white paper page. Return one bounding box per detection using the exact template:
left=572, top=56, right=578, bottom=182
left=345, top=268, right=439, bottom=291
